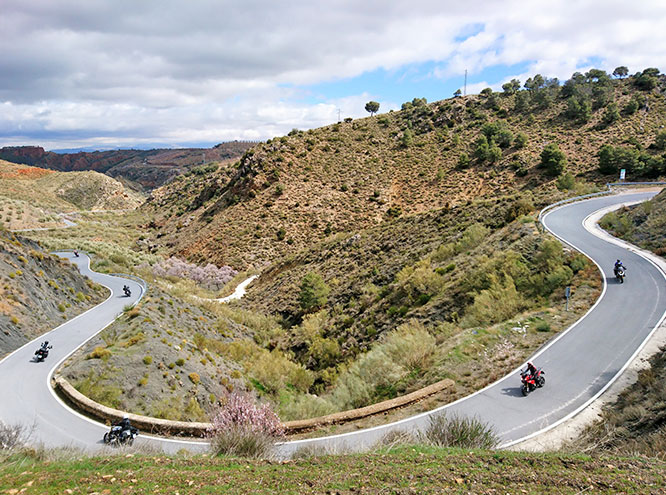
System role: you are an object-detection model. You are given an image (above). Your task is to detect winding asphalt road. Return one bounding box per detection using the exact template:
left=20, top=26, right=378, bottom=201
left=0, top=190, right=664, bottom=455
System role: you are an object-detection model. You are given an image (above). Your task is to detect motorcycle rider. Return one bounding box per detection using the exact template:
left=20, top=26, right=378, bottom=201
left=525, top=361, right=537, bottom=379
left=114, top=414, right=132, bottom=436
left=614, top=259, right=625, bottom=277
left=35, top=341, right=52, bottom=361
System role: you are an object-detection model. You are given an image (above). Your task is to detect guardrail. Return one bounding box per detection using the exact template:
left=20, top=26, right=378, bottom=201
left=53, top=375, right=454, bottom=437
left=537, top=185, right=612, bottom=229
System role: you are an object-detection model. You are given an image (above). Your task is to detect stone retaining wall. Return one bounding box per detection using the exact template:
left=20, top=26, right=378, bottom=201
left=53, top=375, right=454, bottom=437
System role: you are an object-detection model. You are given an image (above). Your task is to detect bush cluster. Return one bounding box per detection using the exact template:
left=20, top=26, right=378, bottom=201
left=423, top=414, right=499, bottom=449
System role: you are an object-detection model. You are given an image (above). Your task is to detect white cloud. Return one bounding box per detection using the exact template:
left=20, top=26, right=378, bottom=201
left=2, top=0, right=666, bottom=148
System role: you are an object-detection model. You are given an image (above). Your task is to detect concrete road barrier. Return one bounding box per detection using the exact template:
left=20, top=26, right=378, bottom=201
left=53, top=375, right=454, bottom=437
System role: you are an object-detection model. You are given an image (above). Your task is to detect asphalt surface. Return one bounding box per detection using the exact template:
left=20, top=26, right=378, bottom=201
left=0, top=191, right=664, bottom=455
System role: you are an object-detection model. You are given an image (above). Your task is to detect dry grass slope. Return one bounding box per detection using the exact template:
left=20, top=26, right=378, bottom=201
left=147, top=74, right=666, bottom=270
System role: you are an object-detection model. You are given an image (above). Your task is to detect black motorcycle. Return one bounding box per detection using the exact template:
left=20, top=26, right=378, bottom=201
left=614, top=267, right=626, bottom=284
left=123, top=285, right=131, bottom=297
left=34, top=342, right=52, bottom=362
left=103, top=425, right=138, bottom=446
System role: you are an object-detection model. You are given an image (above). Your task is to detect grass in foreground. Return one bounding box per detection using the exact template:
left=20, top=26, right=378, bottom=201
left=0, top=446, right=664, bottom=494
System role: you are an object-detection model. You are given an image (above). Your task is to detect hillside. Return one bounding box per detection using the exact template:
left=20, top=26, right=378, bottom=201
left=146, top=69, right=666, bottom=270
left=59, top=285, right=254, bottom=422
left=0, top=230, right=107, bottom=356
left=0, top=142, right=257, bottom=190
left=0, top=160, right=144, bottom=230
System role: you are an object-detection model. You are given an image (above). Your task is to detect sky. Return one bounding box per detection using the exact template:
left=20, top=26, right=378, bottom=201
left=2, top=0, right=666, bottom=151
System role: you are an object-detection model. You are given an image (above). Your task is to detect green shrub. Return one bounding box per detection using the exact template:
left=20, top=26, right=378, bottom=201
left=327, top=320, right=435, bottom=410
left=456, top=223, right=489, bottom=253
left=188, top=372, right=200, bottom=384
left=299, top=272, right=330, bottom=312
left=249, top=350, right=313, bottom=393
left=567, top=254, right=588, bottom=273
left=57, top=303, right=66, bottom=312
left=143, top=356, right=153, bottom=365
left=175, top=358, right=185, bottom=366
left=435, top=264, right=455, bottom=276
left=556, top=172, right=575, bottom=191
left=423, top=414, right=499, bottom=449
left=539, top=143, right=567, bottom=176
left=464, top=275, right=528, bottom=326
left=456, top=152, right=470, bottom=170
left=514, top=132, right=527, bottom=148
left=535, top=320, right=551, bottom=332
left=87, top=347, right=111, bottom=360
left=75, top=372, right=122, bottom=408
left=75, top=291, right=86, bottom=302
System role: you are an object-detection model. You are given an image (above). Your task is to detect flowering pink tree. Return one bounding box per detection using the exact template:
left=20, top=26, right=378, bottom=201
left=208, top=392, right=284, bottom=438
left=152, top=257, right=236, bottom=289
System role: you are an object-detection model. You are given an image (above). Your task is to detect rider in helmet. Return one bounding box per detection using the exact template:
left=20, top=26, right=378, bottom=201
left=614, top=259, right=625, bottom=277
left=115, top=414, right=132, bottom=433
left=526, top=361, right=537, bottom=378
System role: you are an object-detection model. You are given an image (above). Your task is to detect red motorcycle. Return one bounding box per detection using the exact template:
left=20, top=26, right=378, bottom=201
left=521, top=368, right=545, bottom=396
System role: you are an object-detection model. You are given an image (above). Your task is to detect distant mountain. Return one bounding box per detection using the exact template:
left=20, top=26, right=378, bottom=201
left=0, top=141, right=257, bottom=190
left=0, top=159, right=145, bottom=230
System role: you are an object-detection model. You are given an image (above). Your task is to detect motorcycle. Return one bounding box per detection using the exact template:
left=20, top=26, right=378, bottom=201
left=521, top=367, right=545, bottom=396
left=34, top=343, right=52, bottom=362
left=614, top=267, right=626, bottom=284
left=103, top=425, right=138, bottom=446
left=123, top=285, right=131, bottom=297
